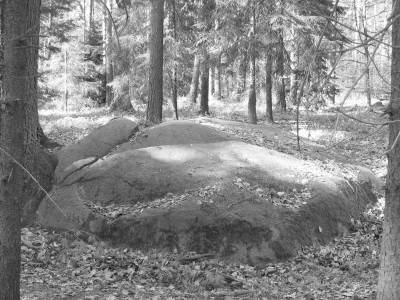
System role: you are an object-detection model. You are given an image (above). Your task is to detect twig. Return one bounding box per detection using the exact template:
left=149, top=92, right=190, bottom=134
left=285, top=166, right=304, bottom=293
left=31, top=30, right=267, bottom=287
left=323, top=124, right=385, bottom=151
left=217, top=271, right=270, bottom=293
left=385, top=130, right=400, bottom=156
left=179, top=253, right=214, bottom=262
left=335, top=109, right=393, bottom=126
left=0, top=146, right=67, bottom=217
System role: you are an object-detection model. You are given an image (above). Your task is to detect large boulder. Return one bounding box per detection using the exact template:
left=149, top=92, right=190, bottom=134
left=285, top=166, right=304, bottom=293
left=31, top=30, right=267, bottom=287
left=38, top=117, right=138, bottom=233
left=38, top=118, right=378, bottom=266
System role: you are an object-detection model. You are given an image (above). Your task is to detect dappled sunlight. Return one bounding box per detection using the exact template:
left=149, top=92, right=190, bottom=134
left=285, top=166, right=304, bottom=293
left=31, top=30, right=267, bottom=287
left=292, top=128, right=348, bottom=143
left=39, top=106, right=139, bottom=145
left=145, top=145, right=204, bottom=163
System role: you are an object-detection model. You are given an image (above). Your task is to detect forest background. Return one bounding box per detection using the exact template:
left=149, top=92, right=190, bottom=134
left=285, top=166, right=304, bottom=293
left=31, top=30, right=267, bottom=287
left=40, top=0, right=390, bottom=118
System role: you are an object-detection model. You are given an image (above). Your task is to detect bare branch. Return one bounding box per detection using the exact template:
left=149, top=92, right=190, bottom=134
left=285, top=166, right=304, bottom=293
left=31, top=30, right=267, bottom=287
left=0, top=146, right=67, bottom=217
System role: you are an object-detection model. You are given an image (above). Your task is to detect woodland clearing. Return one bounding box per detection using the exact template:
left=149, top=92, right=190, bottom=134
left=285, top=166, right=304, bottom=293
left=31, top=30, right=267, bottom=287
left=21, top=96, right=386, bottom=300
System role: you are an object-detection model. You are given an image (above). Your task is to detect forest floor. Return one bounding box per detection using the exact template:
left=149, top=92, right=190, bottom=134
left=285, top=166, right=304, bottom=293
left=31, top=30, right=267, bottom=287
left=22, top=98, right=387, bottom=299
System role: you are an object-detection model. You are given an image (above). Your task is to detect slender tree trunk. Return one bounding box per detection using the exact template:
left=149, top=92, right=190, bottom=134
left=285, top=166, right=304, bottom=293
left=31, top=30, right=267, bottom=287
left=248, top=5, right=257, bottom=124
left=89, top=0, right=94, bottom=31
left=83, top=0, right=87, bottom=44
left=236, top=54, right=248, bottom=102
left=210, top=65, right=215, bottom=96
left=170, top=0, right=178, bottom=119
left=214, top=55, right=222, bottom=100
left=64, top=50, right=69, bottom=112
left=363, top=46, right=372, bottom=106
left=377, top=1, right=400, bottom=299
left=265, top=53, right=274, bottom=123
left=188, top=54, right=201, bottom=104
left=276, top=31, right=286, bottom=111
left=146, top=0, right=164, bottom=124
left=200, top=56, right=209, bottom=115
left=105, top=0, right=114, bottom=106
left=224, top=70, right=231, bottom=99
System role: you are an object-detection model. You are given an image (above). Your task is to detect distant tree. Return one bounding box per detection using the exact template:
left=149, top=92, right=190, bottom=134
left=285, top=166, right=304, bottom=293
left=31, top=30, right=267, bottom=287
left=214, top=54, right=222, bottom=100
left=236, top=53, right=248, bottom=102
left=166, top=0, right=179, bottom=119
left=104, top=0, right=114, bottom=105
left=247, top=0, right=257, bottom=124
left=265, top=51, right=274, bottom=123
left=146, top=0, right=165, bottom=124
left=199, top=54, right=210, bottom=115
left=275, top=30, right=286, bottom=111
left=188, top=54, right=201, bottom=103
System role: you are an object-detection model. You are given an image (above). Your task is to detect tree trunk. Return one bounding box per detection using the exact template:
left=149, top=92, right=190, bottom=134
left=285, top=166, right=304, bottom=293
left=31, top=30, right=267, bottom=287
left=146, top=0, right=164, bottom=125
left=364, top=53, right=372, bottom=107
left=265, top=53, right=274, bottom=123
left=209, top=65, right=215, bottom=97
left=200, top=57, right=209, bottom=115
left=247, top=4, right=257, bottom=124
left=105, top=0, right=114, bottom=105
left=170, top=0, right=178, bottom=119
left=236, top=54, right=248, bottom=102
left=0, top=0, right=53, bottom=297
left=214, top=55, right=222, bottom=101
left=276, top=32, right=286, bottom=111
left=0, top=2, right=27, bottom=297
left=188, top=54, right=201, bottom=104
left=377, top=1, right=400, bottom=299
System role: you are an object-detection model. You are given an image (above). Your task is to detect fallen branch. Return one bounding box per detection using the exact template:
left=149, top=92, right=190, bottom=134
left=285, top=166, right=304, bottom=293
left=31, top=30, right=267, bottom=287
left=179, top=253, right=214, bottom=262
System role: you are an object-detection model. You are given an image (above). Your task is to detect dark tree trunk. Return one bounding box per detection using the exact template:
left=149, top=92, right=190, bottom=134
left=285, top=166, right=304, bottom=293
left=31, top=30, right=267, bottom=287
left=0, top=0, right=54, bottom=298
left=0, top=2, right=27, bottom=297
left=188, top=54, right=201, bottom=104
left=247, top=5, right=257, bottom=124
left=236, top=54, right=248, bottom=102
left=377, top=1, right=400, bottom=298
left=265, top=53, right=274, bottom=123
left=200, top=57, right=209, bottom=115
left=146, top=0, right=164, bottom=125
left=276, top=32, right=286, bottom=111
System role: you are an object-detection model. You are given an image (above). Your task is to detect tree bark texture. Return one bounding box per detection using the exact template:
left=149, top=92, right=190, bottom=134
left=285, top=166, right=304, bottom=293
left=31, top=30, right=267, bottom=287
left=0, top=1, right=32, bottom=298
left=146, top=0, right=164, bottom=125
left=200, top=57, right=209, bottom=115
left=265, top=53, right=274, bottom=123
left=377, top=1, right=400, bottom=299
left=188, top=54, right=201, bottom=104
left=105, top=0, right=114, bottom=106
left=276, top=32, right=286, bottom=111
